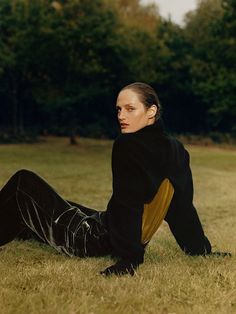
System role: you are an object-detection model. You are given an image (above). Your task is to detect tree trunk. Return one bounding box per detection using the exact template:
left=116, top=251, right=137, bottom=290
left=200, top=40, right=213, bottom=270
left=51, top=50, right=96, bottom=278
left=12, top=86, right=18, bottom=136
left=70, top=133, right=78, bottom=145
left=69, top=123, right=78, bottom=145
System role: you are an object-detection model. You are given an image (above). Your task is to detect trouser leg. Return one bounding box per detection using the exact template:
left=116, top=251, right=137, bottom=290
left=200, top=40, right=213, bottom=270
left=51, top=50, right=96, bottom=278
left=67, top=201, right=98, bottom=216
left=0, top=169, right=111, bottom=257
left=17, top=201, right=99, bottom=241
left=0, top=169, right=79, bottom=248
left=0, top=170, right=27, bottom=245
left=165, top=203, right=212, bottom=255
left=0, top=195, right=24, bottom=246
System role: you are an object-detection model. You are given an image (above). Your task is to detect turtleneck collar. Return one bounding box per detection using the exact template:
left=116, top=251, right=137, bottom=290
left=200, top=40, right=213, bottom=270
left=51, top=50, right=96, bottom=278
left=135, top=118, right=165, bottom=135
left=117, top=118, right=165, bottom=139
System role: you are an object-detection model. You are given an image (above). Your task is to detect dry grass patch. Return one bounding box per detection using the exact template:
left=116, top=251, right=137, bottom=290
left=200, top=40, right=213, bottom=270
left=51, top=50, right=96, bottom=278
left=0, top=138, right=235, bottom=314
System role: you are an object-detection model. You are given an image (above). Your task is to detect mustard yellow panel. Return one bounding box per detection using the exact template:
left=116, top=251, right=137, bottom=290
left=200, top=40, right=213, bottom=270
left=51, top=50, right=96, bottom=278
left=142, top=178, right=174, bottom=244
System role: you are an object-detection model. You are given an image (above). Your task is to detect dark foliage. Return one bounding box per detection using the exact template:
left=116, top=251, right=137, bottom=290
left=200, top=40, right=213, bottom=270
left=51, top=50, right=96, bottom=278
left=0, top=0, right=235, bottom=141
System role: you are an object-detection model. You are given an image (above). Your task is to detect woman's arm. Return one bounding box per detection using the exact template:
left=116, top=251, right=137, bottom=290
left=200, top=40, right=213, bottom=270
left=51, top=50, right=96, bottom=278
left=102, top=135, right=150, bottom=275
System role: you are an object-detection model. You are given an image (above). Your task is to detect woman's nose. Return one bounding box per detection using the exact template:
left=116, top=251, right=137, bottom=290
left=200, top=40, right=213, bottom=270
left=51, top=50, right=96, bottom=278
left=118, top=109, right=125, bottom=120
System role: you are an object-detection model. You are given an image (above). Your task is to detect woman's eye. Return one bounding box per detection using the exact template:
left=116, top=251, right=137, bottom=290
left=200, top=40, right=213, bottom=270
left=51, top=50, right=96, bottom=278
left=127, top=108, right=134, bottom=112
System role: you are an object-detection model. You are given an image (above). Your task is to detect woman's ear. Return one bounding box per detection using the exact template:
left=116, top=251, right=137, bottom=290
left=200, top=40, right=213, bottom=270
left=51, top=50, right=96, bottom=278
left=147, top=105, right=158, bottom=119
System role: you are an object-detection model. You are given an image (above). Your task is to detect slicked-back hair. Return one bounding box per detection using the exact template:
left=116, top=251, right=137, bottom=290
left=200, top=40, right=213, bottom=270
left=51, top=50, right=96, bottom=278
left=120, top=82, right=162, bottom=120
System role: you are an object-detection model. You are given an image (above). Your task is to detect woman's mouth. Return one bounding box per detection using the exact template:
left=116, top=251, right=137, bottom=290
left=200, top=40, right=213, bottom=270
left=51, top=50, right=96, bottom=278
left=120, top=123, right=129, bottom=129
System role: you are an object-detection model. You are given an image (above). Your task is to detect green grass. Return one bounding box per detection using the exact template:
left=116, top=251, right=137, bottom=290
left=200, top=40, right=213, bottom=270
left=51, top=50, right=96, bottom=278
left=0, top=137, right=235, bottom=314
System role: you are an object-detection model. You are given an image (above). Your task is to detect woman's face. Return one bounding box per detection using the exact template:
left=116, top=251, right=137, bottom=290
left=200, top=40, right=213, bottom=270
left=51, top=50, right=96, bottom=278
left=116, top=89, right=156, bottom=133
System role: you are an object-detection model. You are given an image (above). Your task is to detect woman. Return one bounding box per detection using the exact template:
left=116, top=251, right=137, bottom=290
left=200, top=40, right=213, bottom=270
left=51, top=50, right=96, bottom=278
left=0, top=82, right=230, bottom=276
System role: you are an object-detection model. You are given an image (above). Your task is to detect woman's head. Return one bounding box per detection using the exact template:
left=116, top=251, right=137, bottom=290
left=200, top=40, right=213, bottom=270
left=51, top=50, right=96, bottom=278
left=116, top=82, right=161, bottom=133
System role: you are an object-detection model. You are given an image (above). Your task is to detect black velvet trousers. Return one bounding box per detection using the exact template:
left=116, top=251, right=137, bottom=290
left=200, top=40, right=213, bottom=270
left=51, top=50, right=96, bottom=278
left=0, top=170, right=111, bottom=257
left=0, top=170, right=211, bottom=259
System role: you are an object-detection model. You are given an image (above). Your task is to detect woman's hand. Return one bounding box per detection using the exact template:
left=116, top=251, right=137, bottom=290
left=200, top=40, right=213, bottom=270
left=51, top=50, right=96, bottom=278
left=100, top=260, right=139, bottom=277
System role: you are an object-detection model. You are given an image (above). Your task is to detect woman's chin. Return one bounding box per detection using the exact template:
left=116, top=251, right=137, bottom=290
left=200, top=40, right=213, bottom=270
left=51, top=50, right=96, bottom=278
left=121, top=128, right=131, bottom=133
left=120, top=126, right=144, bottom=133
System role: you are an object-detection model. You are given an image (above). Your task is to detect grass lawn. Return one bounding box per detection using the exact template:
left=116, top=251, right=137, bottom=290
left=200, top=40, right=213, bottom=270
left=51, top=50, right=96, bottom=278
left=0, top=137, right=235, bottom=314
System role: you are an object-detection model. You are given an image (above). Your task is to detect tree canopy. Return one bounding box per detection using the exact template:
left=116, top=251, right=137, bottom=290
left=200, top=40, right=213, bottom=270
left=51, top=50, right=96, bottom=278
left=0, top=0, right=235, bottom=140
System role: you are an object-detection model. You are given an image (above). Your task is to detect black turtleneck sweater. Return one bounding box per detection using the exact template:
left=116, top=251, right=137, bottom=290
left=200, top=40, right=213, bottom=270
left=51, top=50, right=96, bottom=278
left=105, top=119, right=211, bottom=265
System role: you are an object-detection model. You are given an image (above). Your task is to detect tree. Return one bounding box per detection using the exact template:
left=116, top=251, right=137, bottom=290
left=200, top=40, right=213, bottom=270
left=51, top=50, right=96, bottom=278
left=0, top=0, right=63, bottom=136
left=184, top=0, right=236, bottom=132
left=0, top=0, right=122, bottom=139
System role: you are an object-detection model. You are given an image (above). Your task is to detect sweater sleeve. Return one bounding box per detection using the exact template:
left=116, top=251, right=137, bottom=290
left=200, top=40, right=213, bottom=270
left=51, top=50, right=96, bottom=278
left=106, top=135, right=149, bottom=264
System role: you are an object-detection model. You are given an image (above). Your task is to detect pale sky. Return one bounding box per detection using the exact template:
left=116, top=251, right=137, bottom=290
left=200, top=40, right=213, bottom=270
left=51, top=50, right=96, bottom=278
left=141, top=0, right=198, bottom=25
